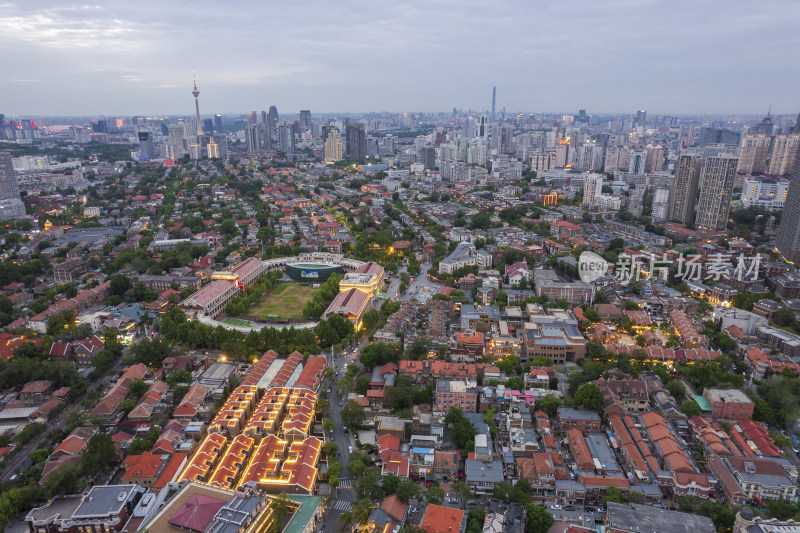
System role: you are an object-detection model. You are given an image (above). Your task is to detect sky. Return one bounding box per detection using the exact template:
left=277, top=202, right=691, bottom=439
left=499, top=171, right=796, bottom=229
left=2, top=0, right=800, bottom=117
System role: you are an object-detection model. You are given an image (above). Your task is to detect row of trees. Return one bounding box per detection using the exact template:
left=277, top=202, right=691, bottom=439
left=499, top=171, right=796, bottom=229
left=302, top=273, right=343, bottom=319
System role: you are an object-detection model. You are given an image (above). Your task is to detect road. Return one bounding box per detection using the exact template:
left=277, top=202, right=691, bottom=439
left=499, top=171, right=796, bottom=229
left=1, top=364, right=121, bottom=482
left=322, top=351, right=361, bottom=533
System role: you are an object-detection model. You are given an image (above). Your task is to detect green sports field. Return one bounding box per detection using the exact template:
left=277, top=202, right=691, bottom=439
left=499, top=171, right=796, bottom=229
left=249, top=282, right=319, bottom=320
left=224, top=317, right=253, bottom=327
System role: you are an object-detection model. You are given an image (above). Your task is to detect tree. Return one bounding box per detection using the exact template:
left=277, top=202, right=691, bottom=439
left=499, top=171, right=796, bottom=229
left=505, top=376, right=525, bottom=390
left=323, top=441, right=338, bottom=458
left=109, top=274, right=131, bottom=296
left=426, top=485, right=445, bottom=504
left=452, top=481, right=471, bottom=504
left=341, top=401, right=366, bottom=429
left=574, top=383, right=604, bottom=411
left=604, top=486, right=623, bottom=505
left=525, top=504, right=554, bottom=533
left=681, top=398, right=701, bottom=418
left=537, top=395, right=561, bottom=417
left=396, top=480, right=421, bottom=502
left=128, top=378, right=148, bottom=399
left=355, top=375, right=370, bottom=395
left=322, top=418, right=335, bottom=433
left=773, top=308, right=796, bottom=328
left=269, top=493, right=292, bottom=533
left=83, top=433, right=115, bottom=473
left=666, top=380, right=685, bottom=399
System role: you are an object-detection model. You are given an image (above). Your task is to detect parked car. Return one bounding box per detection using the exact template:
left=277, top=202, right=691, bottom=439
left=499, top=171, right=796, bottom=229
left=564, top=505, right=575, bottom=511
left=550, top=504, right=561, bottom=510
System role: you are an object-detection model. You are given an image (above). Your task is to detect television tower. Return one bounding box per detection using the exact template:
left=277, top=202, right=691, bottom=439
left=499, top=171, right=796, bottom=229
left=192, top=69, right=202, bottom=137
left=491, top=86, right=496, bottom=120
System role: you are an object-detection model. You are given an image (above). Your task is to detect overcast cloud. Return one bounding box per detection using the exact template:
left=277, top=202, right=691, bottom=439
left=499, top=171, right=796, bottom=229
left=2, top=0, right=799, bottom=116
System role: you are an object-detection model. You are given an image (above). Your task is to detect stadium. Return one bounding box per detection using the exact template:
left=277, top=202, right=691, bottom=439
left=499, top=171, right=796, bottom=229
left=284, top=261, right=344, bottom=283
left=180, top=253, right=368, bottom=321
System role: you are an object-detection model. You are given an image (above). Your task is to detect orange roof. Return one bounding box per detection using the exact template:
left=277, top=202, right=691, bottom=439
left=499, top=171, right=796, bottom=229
left=421, top=504, right=464, bottom=533
left=123, top=451, right=164, bottom=480
left=381, top=495, right=408, bottom=522
left=456, top=331, right=484, bottom=344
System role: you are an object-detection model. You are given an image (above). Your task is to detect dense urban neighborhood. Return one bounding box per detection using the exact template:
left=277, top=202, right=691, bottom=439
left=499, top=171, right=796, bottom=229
left=2, top=104, right=800, bottom=533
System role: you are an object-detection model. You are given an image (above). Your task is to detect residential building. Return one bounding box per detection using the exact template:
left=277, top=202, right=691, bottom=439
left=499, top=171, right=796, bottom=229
left=669, top=154, right=702, bottom=225
left=710, top=455, right=797, bottom=503
left=420, top=504, right=465, bottom=533
left=435, top=379, right=478, bottom=412
left=695, top=154, right=738, bottom=231
left=557, top=407, right=601, bottom=434
left=465, top=459, right=505, bottom=495
left=736, top=133, right=770, bottom=174
left=531, top=269, right=592, bottom=305
left=439, top=242, right=478, bottom=274
left=768, top=133, right=800, bottom=176
left=596, top=377, right=649, bottom=413
left=740, top=177, right=789, bottom=209
left=703, top=388, right=754, bottom=420
left=605, top=502, right=714, bottom=533
left=776, top=154, right=800, bottom=262
left=25, top=484, right=144, bottom=533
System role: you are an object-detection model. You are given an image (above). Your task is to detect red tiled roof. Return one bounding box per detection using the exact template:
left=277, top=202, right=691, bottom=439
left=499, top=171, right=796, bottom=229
left=168, top=493, right=228, bottom=532
left=421, top=504, right=464, bottom=533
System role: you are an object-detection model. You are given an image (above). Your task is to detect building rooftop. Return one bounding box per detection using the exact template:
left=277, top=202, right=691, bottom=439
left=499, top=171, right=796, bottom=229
left=705, top=388, right=753, bottom=404
left=605, top=502, right=714, bottom=533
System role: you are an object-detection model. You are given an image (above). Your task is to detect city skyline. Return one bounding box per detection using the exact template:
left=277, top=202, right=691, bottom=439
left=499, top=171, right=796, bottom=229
left=2, top=0, right=800, bottom=116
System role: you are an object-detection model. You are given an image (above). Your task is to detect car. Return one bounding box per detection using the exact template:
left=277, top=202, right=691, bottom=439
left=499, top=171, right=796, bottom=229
left=564, top=505, right=575, bottom=511
left=550, top=504, right=561, bottom=510
left=343, top=427, right=349, bottom=435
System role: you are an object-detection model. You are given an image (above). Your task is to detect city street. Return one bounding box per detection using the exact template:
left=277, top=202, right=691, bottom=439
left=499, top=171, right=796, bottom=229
left=322, top=371, right=359, bottom=533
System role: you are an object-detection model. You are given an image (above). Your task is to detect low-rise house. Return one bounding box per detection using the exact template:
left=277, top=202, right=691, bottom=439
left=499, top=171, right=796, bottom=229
left=558, top=407, right=601, bottom=434
left=465, top=459, right=504, bottom=495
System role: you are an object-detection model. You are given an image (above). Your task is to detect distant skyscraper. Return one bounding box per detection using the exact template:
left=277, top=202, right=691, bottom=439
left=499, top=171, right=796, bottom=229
left=629, top=149, right=646, bottom=174
left=769, top=134, right=800, bottom=176
left=202, top=118, right=214, bottom=135
left=695, top=154, right=738, bottom=230
left=346, top=123, right=367, bottom=160
left=192, top=71, right=202, bottom=137
left=246, top=124, right=259, bottom=153
left=279, top=124, right=295, bottom=156
left=776, top=146, right=800, bottom=262
left=0, top=152, right=25, bottom=219
left=754, top=112, right=775, bottom=136
left=420, top=147, right=436, bottom=170
left=137, top=132, right=154, bottom=160
left=476, top=115, right=488, bottom=139
left=167, top=124, right=185, bottom=159
left=463, top=117, right=475, bottom=139
left=299, top=110, right=312, bottom=132
left=324, top=128, right=342, bottom=163
left=584, top=174, right=603, bottom=204
left=635, top=110, right=646, bottom=128
left=555, top=138, right=571, bottom=168
left=491, top=86, right=496, bottom=120
left=214, top=114, right=222, bottom=133
left=267, top=106, right=279, bottom=142
left=737, top=133, right=771, bottom=174
left=645, top=144, right=664, bottom=173
left=670, top=154, right=702, bottom=224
